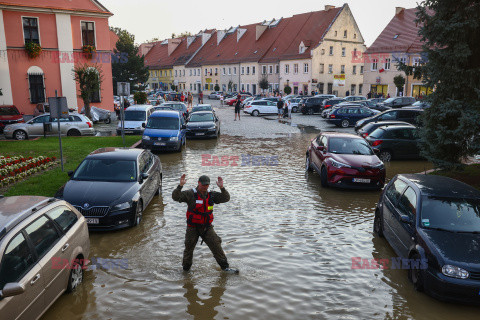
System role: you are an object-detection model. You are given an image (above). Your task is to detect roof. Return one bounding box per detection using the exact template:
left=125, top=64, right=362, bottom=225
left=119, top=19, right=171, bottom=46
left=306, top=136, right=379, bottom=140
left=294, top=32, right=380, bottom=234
left=144, top=35, right=204, bottom=69
left=0, top=0, right=112, bottom=15
left=151, top=110, right=181, bottom=118
left=125, top=105, right=153, bottom=111
left=366, top=8, right=423, bottom=54
left=399, top=174, right=480, bottom=198
left=322, top=132, right=363, bottom=138
left=88, top=148, right=143, bottom=160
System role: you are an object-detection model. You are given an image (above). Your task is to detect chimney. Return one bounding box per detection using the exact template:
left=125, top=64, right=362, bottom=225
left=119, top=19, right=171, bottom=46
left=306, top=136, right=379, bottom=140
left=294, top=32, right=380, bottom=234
left=396, top=7, right=405, bottom=15
left=256, top=24, right=267, bottom=41
left=325, top=5, right=335, bottom=11
left=167, top=38, right=181, bottom=56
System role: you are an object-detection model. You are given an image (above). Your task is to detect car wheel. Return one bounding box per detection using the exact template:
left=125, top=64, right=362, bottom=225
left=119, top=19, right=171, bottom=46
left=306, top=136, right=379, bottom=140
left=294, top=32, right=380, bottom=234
left=408, top=253, right=425, bottom=291
left=320, top=167, right=328, bottom=187
left=292, top=107, right=298, bottom=113
left=379, top=150, right=392, bottom=162
left=67, top=129, right=81, bottom=136
left=13, top=130, right=27, bottom=140
left=133, top=201, right=143, bottom=226
left=252, top=110, right=259, bottom=116
left=341, top=120, right=350, bottom=128
left=305, top=154, right=313, bottom=172
left=104, top=117, right=111, bottom=124
left=66, top=256, right=84, bottom=293
left=307, top=108, right=314, bottom=115
left=373, top=209, right=384, bottom=237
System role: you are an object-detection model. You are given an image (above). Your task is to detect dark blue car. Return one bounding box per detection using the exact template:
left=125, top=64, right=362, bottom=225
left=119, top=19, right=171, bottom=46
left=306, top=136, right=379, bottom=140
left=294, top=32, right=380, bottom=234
left=141, top=110, right=186, bottom=152
left=327, top=105, right=375, bottom=128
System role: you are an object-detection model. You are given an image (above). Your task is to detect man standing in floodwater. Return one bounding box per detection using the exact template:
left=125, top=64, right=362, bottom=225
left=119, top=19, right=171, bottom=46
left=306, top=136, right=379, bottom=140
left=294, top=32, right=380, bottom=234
left=172, top=174, right=238, bottom=273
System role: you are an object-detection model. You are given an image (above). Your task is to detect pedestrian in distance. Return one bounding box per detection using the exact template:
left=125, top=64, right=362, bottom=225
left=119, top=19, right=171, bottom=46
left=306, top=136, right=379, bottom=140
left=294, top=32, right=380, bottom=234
left=220, top=94, right=224, bottom=106
left=277, top=96, right=284, bottom=119
left=287, top=99, right=292, bottom=119
left=234, top=94, right=241, bottom=121
left=172, top=174, right=238, bottom=274
left=187, top=92, right=193, bottom=109
left=200, top=91, right=204, bottom=104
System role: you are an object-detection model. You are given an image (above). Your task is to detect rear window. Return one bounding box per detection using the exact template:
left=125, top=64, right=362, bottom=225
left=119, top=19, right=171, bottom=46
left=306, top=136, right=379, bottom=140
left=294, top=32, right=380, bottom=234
left=0, top=106, right=20, bottom=116
left=125, top=111, right=146, bottom=121
left=368, top=128, right=386, bottom=139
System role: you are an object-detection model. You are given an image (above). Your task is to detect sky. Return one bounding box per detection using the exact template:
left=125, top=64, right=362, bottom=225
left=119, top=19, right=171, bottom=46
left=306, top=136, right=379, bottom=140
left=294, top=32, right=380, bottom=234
left=101, top=0, right=421, bottom=47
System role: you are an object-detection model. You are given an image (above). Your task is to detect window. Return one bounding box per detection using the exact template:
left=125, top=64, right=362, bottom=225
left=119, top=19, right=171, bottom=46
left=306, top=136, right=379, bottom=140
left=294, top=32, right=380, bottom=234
left=269, top=65, right=273, bottom=74
left=209, top=68, right=212, bottom=75
left=23, top=17, right=39, bottom=44
left=175, top=70, right=177, bottom=77
left=351, top=84, right=356, bottom=95
left=0, top=233, right=35, bottom=289
left=205, top=69, right=208, bottom=76
left=360, top=66, right=364, bottom=74
left=233, top=67, right=237, bottom=75
left=329, top=46, right=333, bottom=55
left=228, top=67, right=231, bottom=75
left=247, top=84, right=250, bottom=92
left=223, top=68, right=225, bottom=75
left=318, top=83, right=324, bottom=94
left=47, top=206, right=78, bottom=233
left=334, top=31, right=337, bottom=37
left=193, top=69, right=196, bottom=76
left=252, top=66, right=255, bottom=75
left=241, top=67, right=245, bottom=74
left=169, top=70, right=172, bottom=76
left=328, top=64, right=333, bottom=74
left=215, top=68, right=218, bottom=75
left=400, top=57, right=407, bottom=65
left=344, top=30, right=347, bottom=38
left=247, top=66, right=250, bottom=74
left=354, top=33, right=357, bottom=39
left=276, top=65, right=279, bottom=74
left=190, top=83, right=192, bottom=90
left=386, top=178, right=408, bottom=203
left=81, top=21, right=95, bottom=46
left=320, top=64, right=324, bottom=74
left=342, top=47, right=346, bottom=57
left=321, top=49, right=325, bottom=55
left=385, top=58, right=391, bottom=70
left=285, top=64, right=289, bottom=74
left=353, top=66, right=357, bottom=74
left=262, top=65, right=267, bottom=74
left=197, top=68, right=200, bottom=75
left=327, top=83, right=333, bottom=94
left=28, top=74, right=45, bottom=103
left=359, top=84, right=363, bottom=95
left=294, top=64, right=298, bottom=74
left=190, top=69, right=192, bottom=76
left=413, top=58, right=420, bottom=66
left=372, top=59, right=378, bottom=71
left=341, top=65, right=345, bottom=74
left=25, top=215, right=60, bottom=259
left=304, top=63, right=308, bottom=73
left=398, top=187, right=417, bottom=217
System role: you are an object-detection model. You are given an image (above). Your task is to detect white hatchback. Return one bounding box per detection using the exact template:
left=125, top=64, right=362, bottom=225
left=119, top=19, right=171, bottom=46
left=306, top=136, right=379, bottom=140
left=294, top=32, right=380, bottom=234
left=243, top=100, right=279, bottom=116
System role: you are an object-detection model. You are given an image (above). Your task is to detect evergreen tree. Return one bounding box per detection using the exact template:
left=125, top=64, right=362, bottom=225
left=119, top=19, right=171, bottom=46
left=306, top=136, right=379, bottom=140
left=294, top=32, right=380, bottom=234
left=398, top=1, right=480, bottom=169
left=111, top=27, right=149, bottom=95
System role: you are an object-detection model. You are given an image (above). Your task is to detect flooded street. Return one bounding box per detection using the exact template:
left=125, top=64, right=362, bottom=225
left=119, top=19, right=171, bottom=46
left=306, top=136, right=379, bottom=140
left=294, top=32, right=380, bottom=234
left=42, top=104, right=479, bottom=319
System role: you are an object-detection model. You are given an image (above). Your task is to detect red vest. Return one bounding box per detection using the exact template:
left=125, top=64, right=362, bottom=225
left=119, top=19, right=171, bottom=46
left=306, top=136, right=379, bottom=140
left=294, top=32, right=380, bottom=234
left=186, top=189, right=214, bottom=227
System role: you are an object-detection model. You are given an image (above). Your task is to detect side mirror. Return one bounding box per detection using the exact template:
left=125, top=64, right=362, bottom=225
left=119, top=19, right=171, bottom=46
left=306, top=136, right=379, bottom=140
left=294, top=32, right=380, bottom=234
left=400, top=215, right=412, bottom=224
left=67, top=170, right=74, bottom=177
left=139, top=172, right=149, bottom=183
left=316, top=145, right=325, bottom=151
left=1, top=283, right=25, bottom=298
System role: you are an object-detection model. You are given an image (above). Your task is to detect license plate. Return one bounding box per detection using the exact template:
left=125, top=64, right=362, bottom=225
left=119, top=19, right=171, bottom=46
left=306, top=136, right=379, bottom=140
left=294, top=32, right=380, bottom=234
left=353, top=178, right=371, bottom=183
left=125, top=131, right=133, bottom=134
left=195, top=132, right=205, bottom=136
left=86, top=218, right=99, bottom=224
left=154, top=142, right=166, bottom=146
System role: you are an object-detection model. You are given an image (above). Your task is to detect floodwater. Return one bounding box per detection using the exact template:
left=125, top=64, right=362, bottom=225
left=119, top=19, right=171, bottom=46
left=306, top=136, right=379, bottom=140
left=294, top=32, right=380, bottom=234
left=41, top=131, right=480, bottom=320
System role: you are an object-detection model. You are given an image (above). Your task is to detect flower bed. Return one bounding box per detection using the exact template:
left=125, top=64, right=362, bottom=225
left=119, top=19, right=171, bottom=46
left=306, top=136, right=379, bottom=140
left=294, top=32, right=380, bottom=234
left=0, top=155, right=57, bottom=187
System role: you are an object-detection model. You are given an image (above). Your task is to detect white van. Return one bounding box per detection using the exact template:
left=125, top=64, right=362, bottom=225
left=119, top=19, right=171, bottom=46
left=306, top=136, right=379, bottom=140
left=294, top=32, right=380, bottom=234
left=116, top=105, right=154, bottom=135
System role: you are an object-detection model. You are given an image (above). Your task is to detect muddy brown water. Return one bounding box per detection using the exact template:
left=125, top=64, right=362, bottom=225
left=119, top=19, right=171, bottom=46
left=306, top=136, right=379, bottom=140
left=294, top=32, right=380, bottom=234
left=41, top=133, right=480, bottom=320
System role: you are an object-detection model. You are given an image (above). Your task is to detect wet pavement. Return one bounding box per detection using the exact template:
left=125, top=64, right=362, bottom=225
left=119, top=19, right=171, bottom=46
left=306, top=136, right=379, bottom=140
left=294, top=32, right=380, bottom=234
left=41, top=100, right=480, bottom=320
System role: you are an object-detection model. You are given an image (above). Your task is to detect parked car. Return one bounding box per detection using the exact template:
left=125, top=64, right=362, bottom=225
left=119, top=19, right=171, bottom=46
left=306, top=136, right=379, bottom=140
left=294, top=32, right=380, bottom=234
left=142, top=110, right=186, bottom=152
left=225, top=94, right=250, bottom=106
left=327, top=105, right=376, bottom=128
left=4, top=113, right=94, bottom=140
left=320, top=98, right=346, bottom=115
left=0, top=196, right=90, bottom=319
left=368, top=98, right=386, bottom=104
left=305, top=132, right=385, bottom=189
left=244, top=100, right=279, bottom=116
left=344, top=96, right=367, bottom=102
left=300, top=96, right=331, bottom=114
left=186, top=111, right=220, bottom=139
left=158, top=102, right=188, bottom=120
left=289, top=98, right=302, bottom=113
left=376, top=96, right=416, bottom=109
left=191, top=104, right=214, bottom=113
left=208, top=91, right=223, bottom=100
left=0, top=105, right=24, bottom=134
left=356, top=120, right=413, bottom=139
left=404, top=101, right=431, bottom=110
left=365, top=125, right=421, bottom=162
left=241, top=97, right=254, bottom=108
left=374, top=174, right=480, bottom=304
left=314, top=94, right=336, bottom=101
left=116, top=105, right=154, bottom=136
left=62, top=148, right=162, bottom=230
left=355, top=108, right=423, bottom=132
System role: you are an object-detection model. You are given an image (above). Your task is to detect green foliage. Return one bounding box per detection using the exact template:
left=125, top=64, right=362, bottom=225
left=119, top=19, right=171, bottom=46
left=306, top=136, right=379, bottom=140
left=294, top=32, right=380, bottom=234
left=284, top=85, right=292, bottom=95
left=259, top=76, right=269, bottom=91
left=393, top=75, right=405, bottom=92
left=399, top=1, right=480, bottom=169
left=111, top=27, right=149, bottom=94
left=73, top=64, right=103, bottom=119
left=214, top=84, right=220, bottom=91
left=134, top=91, right=147, bottom=104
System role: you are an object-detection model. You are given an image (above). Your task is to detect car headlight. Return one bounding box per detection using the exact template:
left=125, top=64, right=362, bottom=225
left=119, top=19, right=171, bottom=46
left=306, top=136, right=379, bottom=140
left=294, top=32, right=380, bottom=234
left=330, top=158, right=352, bottom=169
left=143, top=135, right=150, bottom=140
left=208, top=126, right=216, bottom=130
left=169, top=136, right=178, bottom=141
left=112, top=202, right=131, bottom=211
left=372, top=161, right=384, bottom=170
left=442, top=265, right=469, bottom=279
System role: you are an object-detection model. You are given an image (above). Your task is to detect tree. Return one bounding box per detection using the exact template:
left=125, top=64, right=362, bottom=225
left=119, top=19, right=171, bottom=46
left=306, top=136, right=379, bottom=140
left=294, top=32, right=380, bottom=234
left=393, top=75, right=405, bottom=96
left=134, top=91, right=147, bottom=104
left=259, top=76, right=269, bottom=92
left=214, top=84, right=220, bottom=92
left=396, top=1, right=480, bottom=169
left=284, top=85, right=292, bottom=95
left=73, top=64, right=103, bottom=120
left=111, top=27, right=149, bottom=95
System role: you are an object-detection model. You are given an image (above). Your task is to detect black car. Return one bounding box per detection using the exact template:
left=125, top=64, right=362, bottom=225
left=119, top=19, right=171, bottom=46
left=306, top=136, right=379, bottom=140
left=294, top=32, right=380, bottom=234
left=355, top=108, right=423, bottom=132
left=365, top=125, right=421, bottom=162
left=357, top=120, right=412, bottom=138
left=300, top=96, right=331, bottom=114
left=374, top=174, right=480, bottom=305
left=191, top=104, right=214, bottom=113
left=376, top=96, right=416, bottom=110
left=185, top=111, right=220, bottom=138
left=320, top=98, right=346, bottom=116
left=61, top=148, right=162, bottom=230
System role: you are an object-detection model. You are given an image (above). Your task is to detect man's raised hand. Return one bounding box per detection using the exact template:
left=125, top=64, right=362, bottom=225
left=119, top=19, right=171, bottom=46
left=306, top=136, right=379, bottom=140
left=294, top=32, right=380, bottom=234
left=180, top=174, right=187, bottom=186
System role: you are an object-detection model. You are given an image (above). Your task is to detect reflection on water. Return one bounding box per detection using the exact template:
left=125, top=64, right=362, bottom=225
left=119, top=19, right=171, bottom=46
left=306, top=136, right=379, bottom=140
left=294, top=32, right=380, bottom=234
left=41, top=133, right=480, bottom=320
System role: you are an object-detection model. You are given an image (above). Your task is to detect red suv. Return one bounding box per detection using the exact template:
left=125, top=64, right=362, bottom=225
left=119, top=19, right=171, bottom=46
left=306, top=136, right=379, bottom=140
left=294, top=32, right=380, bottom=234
left=305, top=132, right=386, bottom=190
left=0, top=105, right=24, bottom=133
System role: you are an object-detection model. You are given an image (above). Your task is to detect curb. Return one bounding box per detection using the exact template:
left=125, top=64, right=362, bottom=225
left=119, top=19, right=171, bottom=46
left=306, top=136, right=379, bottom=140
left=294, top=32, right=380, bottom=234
left=131, top=140, right=142, bottom=148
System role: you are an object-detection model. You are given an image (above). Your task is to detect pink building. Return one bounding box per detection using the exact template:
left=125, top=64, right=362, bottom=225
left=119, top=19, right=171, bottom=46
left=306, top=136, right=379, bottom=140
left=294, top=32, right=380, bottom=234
left=0, top=0, right=115, bottom=115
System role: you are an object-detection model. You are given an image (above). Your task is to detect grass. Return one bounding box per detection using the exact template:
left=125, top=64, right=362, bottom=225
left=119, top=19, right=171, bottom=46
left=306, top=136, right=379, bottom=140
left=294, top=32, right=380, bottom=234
left=431, top=164, right=480, bottom=190
left=0, top=136, right=141, bottom=196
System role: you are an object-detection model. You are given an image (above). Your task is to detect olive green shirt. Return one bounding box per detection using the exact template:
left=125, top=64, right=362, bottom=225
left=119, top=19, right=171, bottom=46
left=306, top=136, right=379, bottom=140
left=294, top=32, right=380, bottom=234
left=172, top=185, right=230, bottom=212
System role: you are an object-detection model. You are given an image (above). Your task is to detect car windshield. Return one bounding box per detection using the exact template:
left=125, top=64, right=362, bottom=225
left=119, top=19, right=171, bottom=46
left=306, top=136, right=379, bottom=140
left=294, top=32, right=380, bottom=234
left=328, top=137, right=374, bottom=155
left=167, top=104, right=185, bottom=111
left=73, top=159, right=137, bottom=182
left=189, top=113, right=214, bottom=122
left=192, top=106, right=212, bottom=112
left=0, top=106, right=20, bottom=115
left=125, top=111, right=146, bottom=121
left=146, top=117, right=179, bottom=130
left=383, top=98, right=395, bottom=103
left=420, top=197, right=480, bottom=233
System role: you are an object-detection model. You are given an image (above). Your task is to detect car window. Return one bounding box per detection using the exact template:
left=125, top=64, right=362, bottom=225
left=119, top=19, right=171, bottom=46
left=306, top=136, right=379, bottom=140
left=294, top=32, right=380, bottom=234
left=385, top=178, right=408, bottom=204
left=0, top=233, right=36, bottom=289
left=46, top=206, right=78, bottom=234
left=71, top=116, right=82, bottom=122
left=25, top=216, right=61, bottom=260
left=359, top=108, right=371, bottom=114
left=378, top=111, right=398, bottom=121
left=397, top=187, right=417, bottom=217
left=337, top=108, right=346, bottom=114
left=390, top=128, right=413, bottom=139
left=30, top=115, right=49, bottom=124
left=347, top=108, right=358, bottom=114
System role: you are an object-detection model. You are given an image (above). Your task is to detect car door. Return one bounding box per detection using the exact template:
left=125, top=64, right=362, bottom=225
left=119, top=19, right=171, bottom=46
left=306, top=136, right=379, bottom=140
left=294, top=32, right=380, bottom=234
left=26, top=115, right=51, bottom=137
left=378, top=110, right=398, bottom=122
left=389, top=128, right=414, bottom=158
left=0, top=231, right=46, bottom=320
left=145, top=152, right=159, bottom=205
left=138, top=152, right=154, bottom=205
left=389, top=186, right=418, bottom=258
left=382, top=178, right=408, bottom=256
left=310, top=135, right=325, bottom=172
left=267, top=101, right=278, bottom=114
